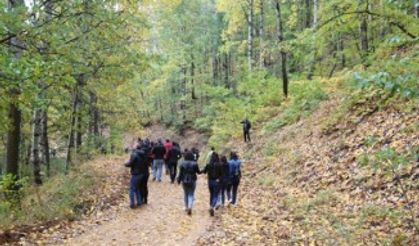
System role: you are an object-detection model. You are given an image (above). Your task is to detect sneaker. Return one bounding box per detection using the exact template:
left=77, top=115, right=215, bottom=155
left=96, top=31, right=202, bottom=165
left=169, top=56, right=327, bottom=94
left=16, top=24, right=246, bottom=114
left=209, top=208, right=215, bottom=216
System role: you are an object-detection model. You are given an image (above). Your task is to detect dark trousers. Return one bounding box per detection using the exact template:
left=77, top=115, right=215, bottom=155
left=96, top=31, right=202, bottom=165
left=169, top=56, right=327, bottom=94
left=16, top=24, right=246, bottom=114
left=168, top=161, right=178, bottom=183
left=129, top=174, right=144, bottom=207
left=139, top=172, right=149, bottom=204
left=231, top=177, right=240, bottom=204
left=243, top=130, right=251, bottom=142
left=220, top=180, right=232, bottom=205
left=208, top=179, right=220, bottom=208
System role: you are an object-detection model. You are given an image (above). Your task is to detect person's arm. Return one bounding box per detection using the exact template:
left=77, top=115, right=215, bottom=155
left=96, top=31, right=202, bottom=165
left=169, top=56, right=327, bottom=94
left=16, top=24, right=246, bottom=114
left=200, top=164, right=208, bottom=174
left=124, top=152, right=135, bottom=167
left=177, top=164, right=184, bottom=184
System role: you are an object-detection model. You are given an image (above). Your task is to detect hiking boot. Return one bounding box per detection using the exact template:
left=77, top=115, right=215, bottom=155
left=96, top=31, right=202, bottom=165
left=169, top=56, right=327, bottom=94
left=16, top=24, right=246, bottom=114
left=209, top=208, right=215, bottom=216
left=187, top=209, right=192, bottom=216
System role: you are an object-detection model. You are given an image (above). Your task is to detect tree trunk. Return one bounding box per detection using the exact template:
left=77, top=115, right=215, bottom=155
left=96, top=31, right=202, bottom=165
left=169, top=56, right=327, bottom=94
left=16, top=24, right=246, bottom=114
left=6, top=102, right=21, bottom=177
left=191, top=55, right=197, bottom=100
left=41, top=110, right=50, bottom=177
left=224, top=53, right=230, bottom=88
left=75, top=113, right=82, bottom=153
left=275, top=0, right=289, bottom=97
left=5, top=0, right=24, bottom=178
left=307, top=0, right=318, bottom=80
left=313, top=0, right=318, bottom=26
left=259, top=0, right=265, bottom=68
left=66, top=76, right=82, bottom=171
left=359, top=1, right=369, bottom=63
left=416, top=0, right=419, bottom=18
left=31, top=108, right=43, bottom=185
left=247, top=0, right=254, bottom=71
left=305, top=0, right=311, bottom=28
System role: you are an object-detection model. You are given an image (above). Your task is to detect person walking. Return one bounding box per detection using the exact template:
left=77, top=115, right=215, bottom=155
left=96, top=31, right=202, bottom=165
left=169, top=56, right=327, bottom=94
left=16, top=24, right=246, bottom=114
left=177, top=151, right=201, bottom=215
left=164, top=139, right=173, bottom=175
left=167, top=142, right=182, bottom=183
left=201, top=152, right=223, bottom=216
left=219, top=155, right=231, bottom=207
left=124, top=144, right=149, bottom=209
left=240, top=118, right=252, bottom=142
left=140, top=142, right=152, bottom=204
left=228, top=152, right=242, bottom=206
left=151, top=139, right=166, bottom=182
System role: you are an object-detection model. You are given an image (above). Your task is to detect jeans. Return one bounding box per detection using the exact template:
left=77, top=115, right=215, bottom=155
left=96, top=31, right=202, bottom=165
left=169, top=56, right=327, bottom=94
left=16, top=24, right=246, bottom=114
left=153, top=159, right=164, bottom=181
left=231, top=177, right=240, bottom=204
left=182, top=182, right=196, bottom=209
left=129, top=174, right=143, bottom=207
left=208, top=179, right=220, bottom=208
left=220, top=180, right=232, bottom=205
left=168, top=161, right=178, bottom=183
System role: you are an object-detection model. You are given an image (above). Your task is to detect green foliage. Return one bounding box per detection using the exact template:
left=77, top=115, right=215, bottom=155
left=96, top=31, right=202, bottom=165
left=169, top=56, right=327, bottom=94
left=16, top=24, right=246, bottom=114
left=0, top=164, right=96, bottom=228
left=264, top=80, right=327, bottom=132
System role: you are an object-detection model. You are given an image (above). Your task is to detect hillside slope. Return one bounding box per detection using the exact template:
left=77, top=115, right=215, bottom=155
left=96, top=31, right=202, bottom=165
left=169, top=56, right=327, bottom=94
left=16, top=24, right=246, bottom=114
left=198, top=93, right=418, bottom=245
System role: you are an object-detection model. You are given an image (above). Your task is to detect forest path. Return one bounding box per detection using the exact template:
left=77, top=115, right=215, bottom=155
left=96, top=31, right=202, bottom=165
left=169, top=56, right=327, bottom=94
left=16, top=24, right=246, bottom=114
left=65, top=169, right=212, bottom=246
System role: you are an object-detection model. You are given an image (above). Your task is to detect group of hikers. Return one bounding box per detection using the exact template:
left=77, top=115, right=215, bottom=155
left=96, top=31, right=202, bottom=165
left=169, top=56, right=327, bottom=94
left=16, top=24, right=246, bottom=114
left=124, top=138, right=242, bottom=216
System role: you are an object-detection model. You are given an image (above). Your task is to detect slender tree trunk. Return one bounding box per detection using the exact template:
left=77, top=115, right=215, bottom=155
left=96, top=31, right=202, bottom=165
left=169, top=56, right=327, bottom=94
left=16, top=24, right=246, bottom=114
left=359, top=1, right=369, bottom=63
left=313, top=0, right=318, bottom=26
left=247, top=0, right=254, bottom=71
left=339, top=36, right=346, bottom=68
left=305, top=0, right=311, bottom=28
left=307, top=0, right=318, bottom=80
left=224, top=53, right=230, bottom=88
left=191, top=55, right=197, bottom=100
left=66, top=76, right=82, bottom=171
left=275, top=0, right=289, bottom=97
left=41, top=110, right=50, bottom=177
left=415, top=0, right=419, bottom=18
left=212, top=55, right=219, bottom=84
left=259, top=0, right=265, bottom=68
left=75, top=113, right=82, bottom=153
left=31, top=108, right=43, bottom=185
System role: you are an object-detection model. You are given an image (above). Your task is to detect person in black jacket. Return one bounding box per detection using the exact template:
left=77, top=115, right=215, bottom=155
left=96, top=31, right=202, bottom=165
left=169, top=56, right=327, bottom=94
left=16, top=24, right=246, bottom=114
left=177, top=151, right=201, bottom=215
left=201, top=152, right=223, bottom=216
left=151, top=139, right=166, bottom=182
left=124, top=144, right=149, bottom=208
left=240, top=118, right=251, bottom=142
left=219, top=155, right=231, bottom=207
left=167, top=142, right=182, bottom=183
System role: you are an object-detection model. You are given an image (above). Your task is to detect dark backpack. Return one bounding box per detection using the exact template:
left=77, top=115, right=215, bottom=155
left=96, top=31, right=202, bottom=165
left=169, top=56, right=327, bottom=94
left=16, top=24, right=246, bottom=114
left=182, top=163, right=195, bottom=185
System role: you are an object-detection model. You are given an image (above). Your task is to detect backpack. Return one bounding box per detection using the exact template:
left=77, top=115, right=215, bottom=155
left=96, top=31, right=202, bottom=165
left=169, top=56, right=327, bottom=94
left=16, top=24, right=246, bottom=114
left=229, top=160, right=241, bottom=178
left=182, top=163, right=195, bottom=185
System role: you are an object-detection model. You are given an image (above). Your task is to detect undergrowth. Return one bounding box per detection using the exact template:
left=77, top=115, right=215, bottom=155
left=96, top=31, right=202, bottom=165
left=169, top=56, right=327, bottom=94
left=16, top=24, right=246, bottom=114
left=0, top=162, right=98, bottom=229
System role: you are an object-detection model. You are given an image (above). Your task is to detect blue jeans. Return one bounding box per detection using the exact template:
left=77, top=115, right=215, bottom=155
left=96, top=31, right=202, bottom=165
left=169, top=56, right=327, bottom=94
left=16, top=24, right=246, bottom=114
left=129, top=174, right=143, bottom=207
left=208, top=179, right=220, bottom=208
left=153, top=159, right=164, bottom=181
left=182, top=183, right=196, bottom=209
left=231, top=177, right=240, bottom=204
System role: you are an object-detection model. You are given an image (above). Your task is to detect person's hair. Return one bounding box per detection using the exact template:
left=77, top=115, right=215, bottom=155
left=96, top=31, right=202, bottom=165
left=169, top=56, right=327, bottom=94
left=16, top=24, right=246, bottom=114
left=220, top=155, right=228, bottom=165
left=166, top=139, right=170, bottom=143
left=211, top=147, right=215, bottom=151
left=172, top=141, right=178, bottom=147
left=184, top=151, right=194, bottom=161
left=210, top=152, right=220, bottom=165
left=230, top=151, right=239, bottom=160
